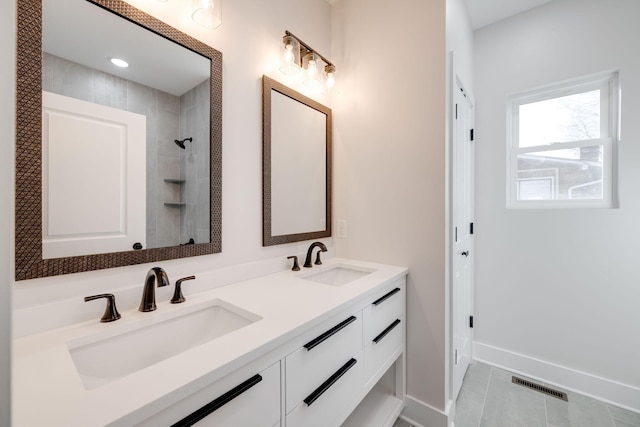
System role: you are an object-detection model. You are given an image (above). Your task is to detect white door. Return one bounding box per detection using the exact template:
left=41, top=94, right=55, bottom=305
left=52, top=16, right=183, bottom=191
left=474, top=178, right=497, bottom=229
left=452, top=76, right=474, bottom=400
left=42, top=91, right=146, bottom=258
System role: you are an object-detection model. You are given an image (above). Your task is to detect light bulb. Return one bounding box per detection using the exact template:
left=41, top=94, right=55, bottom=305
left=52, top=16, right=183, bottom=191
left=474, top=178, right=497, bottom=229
left=307, top=59, right=317, bottom=77
left=303, top=53, right=322, bottom=88
left=325, top=65, right=336, bottom=90
left=280, top=35, right=301, bottom=75
left=325, top=73, right=335, bottom=89
left=284, top=45, right=294, bottom=64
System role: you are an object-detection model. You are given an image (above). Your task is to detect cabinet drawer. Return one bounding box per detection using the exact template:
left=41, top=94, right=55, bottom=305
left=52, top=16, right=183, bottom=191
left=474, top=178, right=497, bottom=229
left=285, top=313, right=362, bottom=412
left=140, top=362, right=280, bottom=427
left=286, top=351, right=363, bottom=427
left=364, top=315, right=404, bottom=385
left=363, top=283, right=405, bottom=343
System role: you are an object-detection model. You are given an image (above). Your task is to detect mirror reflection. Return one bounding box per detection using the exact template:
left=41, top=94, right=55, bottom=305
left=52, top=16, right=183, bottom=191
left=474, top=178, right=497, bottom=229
left=14, top=0, right=222, bottom=280
left=42, top=0, right=211, bottom=258
left=262, top=76, right=332, bottom=246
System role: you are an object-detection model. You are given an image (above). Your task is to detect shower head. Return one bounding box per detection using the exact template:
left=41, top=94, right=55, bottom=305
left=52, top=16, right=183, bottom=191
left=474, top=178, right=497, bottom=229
left=174, top=137, right=193, bottom=149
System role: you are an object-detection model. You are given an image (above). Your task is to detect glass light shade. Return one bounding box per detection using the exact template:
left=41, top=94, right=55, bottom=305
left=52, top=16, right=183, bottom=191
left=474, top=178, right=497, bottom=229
left=325, top=65, right=336, bottom=90
left=303, top=52, right=322, bottom=88
left=192, top=0, right=222, bottom=29
left=279, top=35, right=301, bottom=75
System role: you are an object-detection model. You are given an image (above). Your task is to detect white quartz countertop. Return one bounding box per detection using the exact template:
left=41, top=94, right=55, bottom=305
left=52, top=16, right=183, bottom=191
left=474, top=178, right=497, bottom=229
left=13, top=258, right=407, bottom=426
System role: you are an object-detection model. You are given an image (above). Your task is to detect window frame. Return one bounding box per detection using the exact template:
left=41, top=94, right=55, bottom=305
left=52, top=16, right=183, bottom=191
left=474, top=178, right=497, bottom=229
left=506, top=71, right=619, bottom=209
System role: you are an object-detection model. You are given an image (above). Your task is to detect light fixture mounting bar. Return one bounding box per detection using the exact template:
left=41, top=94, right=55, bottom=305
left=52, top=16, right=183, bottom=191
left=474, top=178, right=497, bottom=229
left=285, top=30, right=334, bottom=67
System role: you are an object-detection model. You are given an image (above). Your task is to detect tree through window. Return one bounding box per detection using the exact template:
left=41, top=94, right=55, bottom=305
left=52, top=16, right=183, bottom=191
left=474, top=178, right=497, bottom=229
left=507, top=72, right=619, bottom=208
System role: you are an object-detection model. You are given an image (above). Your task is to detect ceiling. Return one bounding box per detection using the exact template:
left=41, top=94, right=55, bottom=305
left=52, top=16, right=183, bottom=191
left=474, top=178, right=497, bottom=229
left=43, top=0, right=210, bottom=96
left=324, top=0, right=553, bottom=30
left=463, top=0, right=553, bottom=30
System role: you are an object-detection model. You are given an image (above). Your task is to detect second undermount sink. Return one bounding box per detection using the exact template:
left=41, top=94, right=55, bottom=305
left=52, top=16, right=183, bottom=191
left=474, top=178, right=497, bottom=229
left=68, top=299, right=261, bottom=390
left=302, top=264, right=376, bottom=287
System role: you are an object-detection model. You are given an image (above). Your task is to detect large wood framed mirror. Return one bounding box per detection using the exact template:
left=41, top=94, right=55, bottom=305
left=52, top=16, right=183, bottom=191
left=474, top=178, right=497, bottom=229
left=15, top=0, right=222, bottom=280
left=262, top=76, right=331, bottom=246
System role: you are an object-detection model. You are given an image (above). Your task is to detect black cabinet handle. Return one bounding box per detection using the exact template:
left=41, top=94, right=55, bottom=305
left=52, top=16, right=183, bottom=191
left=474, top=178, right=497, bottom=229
left=372, top=319, right=402, bottom=344
left=171, top=374, right=262, bottom=426
left=372, top=287, right=401, bottom=306
left=303, top=358, right=357, bottom=406
left=304, top=316, right=357, bottom=351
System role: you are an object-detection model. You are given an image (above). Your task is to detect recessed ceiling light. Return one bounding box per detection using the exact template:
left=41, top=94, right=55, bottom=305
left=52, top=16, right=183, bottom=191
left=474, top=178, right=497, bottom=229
left=110, top=58, right=129, bottom=68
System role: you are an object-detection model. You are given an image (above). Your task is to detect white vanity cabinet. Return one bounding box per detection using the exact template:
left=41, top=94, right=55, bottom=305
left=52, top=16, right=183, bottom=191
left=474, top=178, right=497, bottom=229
left=138, top=361, right=281, bottom=427
left=286, top=278, right=406, bottom=427
left=285, top=308, right=364, bottom=427
left=13, top=259, right=408, bottom=427
left=148, top=278, right=406, bottom=427
left=363, top=285, right=405, bottom=386
left=285, top=309, right=363, bottom=412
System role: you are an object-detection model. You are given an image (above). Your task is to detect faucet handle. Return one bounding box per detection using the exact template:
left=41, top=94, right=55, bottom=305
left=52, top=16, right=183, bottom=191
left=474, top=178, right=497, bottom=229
left=287, top=256, right=300, bottom=271
left=171, top=276, right=196, bottom=304
left=84, top=293, right=121, bottom=323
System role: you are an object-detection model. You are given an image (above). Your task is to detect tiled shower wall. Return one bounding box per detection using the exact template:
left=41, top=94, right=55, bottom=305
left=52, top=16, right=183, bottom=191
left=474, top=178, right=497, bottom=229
left=179, top=79, right=210, bottom=245
left=42, top=53, right=209, bottom=249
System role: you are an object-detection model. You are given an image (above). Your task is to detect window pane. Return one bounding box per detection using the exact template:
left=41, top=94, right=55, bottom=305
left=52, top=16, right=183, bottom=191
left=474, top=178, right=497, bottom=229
left=516, top=145, right=603, bottom=201
left=519, top=90, right=601, bottom=148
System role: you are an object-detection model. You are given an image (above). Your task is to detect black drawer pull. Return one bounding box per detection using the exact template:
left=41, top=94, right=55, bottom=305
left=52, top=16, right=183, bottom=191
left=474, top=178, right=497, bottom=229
left=304, top=316, right=357, bottom=351
left=304, top=358, right=357, bottom=406
left=373, top=319, right=401, bottom=344
left=171, top=374, right=263, bottom=426
left=372, top=287, right=401, bottom=306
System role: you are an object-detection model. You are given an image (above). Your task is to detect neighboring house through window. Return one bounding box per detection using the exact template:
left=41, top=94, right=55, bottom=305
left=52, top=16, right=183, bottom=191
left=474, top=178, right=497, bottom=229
left=507, top=71, right=619, bottom=208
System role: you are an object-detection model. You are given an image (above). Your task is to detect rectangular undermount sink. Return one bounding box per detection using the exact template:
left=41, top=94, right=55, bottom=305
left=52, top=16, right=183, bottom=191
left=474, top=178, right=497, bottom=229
left=68, top=299, right=261, bottom=390
left=303, top=264, right=376, bottom=286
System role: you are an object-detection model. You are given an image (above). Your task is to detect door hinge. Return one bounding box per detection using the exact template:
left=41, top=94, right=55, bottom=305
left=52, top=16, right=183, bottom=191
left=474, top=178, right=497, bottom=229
left=469, top=316, right=474, bottom=328
left=470, top=128, right=474, bottom=141
left=455, top=103, right=458, bottom=119
left=470, top=222, right=474, bottom=235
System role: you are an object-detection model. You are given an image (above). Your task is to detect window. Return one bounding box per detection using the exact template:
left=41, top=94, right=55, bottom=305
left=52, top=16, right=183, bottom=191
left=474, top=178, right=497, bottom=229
left=507, top=72, right=619, bottom=208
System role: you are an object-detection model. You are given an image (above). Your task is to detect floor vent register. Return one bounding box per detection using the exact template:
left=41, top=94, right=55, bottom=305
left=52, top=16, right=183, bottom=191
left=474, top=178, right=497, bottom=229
left=511, top=376, right=569, bottom=401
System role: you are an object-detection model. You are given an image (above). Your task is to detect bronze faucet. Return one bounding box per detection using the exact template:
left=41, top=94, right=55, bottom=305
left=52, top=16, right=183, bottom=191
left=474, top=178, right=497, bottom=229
left=139, top=267, right=170, bottom=312
left=304, top=242, right=327, bottom=268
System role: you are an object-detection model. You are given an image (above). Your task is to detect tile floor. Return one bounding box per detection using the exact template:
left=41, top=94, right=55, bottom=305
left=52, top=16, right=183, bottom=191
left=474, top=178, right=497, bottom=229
left=393, top=361, right=640, bottom=427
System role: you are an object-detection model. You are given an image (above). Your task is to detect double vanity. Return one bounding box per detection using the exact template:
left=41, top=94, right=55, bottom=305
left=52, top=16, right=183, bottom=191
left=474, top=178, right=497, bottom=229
left=13, top=258, right=407, bottom=426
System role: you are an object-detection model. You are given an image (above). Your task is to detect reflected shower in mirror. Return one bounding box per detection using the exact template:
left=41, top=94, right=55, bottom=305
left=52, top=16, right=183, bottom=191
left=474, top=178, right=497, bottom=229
left=262, top=76, right=331, bottom=246
left=42, top=0, right=210, bottom=257
left=15, top=0, right=222, bottom=280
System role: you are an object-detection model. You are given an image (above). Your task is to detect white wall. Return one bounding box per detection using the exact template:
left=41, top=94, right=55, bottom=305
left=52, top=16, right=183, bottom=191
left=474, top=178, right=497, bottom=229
left=10, top=0, right=334, bottom=330
left=446, top=0, right=474, bottom=92
left=474, top=0, right=640, bottom=410
left=0, top=0, right=14, bottom=424
left=331, top=0, right=448, bottom=415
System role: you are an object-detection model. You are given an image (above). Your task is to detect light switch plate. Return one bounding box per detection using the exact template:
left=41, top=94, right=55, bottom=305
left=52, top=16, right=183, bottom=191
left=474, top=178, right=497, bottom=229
left=336, top=220, right=347, bottom=238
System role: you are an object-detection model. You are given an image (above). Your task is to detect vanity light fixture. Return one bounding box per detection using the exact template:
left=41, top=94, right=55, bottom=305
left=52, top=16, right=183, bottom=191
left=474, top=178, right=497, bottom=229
left=280, top=34, right=301, bottom=75
left=280, top=30, right=336, bottom=91
left=110, top=58, right=129, bottom=68
left=192, top=0, right=222, bottom=29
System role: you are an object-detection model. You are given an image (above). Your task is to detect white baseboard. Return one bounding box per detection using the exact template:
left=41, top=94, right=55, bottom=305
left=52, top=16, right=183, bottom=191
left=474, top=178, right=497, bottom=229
left=400, top=395, right=450, bottom=427
left=474, top=341, right=640, bottom=413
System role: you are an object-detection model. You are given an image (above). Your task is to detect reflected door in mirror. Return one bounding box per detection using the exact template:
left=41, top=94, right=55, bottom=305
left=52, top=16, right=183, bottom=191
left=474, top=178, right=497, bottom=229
left=42, top=92, right=146, bottom=258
